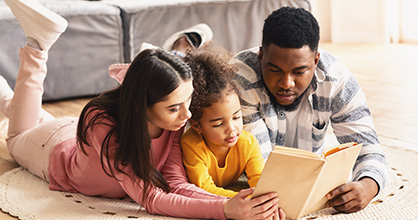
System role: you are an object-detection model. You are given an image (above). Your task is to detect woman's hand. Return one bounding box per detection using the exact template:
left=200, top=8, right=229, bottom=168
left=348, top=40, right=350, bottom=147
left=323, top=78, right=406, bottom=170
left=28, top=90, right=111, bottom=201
left=272, top=207, right=286, bottom=220
left=223, top=188, right=286, bottom=220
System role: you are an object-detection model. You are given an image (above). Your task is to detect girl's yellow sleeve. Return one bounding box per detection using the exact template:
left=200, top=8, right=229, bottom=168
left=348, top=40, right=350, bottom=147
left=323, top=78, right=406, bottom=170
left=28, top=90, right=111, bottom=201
left=241, top=131, right=264, bottom=188
left=181, top=131, right=238, bottom=198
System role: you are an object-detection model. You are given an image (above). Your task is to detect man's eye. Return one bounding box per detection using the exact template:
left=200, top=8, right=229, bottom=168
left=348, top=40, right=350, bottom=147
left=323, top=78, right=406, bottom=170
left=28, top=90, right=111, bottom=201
left=294, top=71, right=306, bottom=75
left=233, top=116, right=241, bottom=120
left=269, top=68, right=280, bottom=73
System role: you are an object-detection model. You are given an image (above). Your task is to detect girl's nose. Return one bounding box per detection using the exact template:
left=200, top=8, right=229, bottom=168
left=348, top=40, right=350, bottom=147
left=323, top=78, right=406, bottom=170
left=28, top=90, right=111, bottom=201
left=226, top=122, right=237, bottom=136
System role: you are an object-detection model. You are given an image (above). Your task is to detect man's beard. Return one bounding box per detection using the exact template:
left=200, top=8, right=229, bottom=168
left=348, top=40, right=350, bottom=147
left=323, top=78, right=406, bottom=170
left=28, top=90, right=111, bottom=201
left=266, top=88, right=308, bottom=112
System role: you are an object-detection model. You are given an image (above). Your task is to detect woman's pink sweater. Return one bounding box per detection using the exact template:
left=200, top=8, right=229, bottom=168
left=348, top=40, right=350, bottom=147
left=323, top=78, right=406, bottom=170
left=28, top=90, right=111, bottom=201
left=47, top=112, right=226, bottom=219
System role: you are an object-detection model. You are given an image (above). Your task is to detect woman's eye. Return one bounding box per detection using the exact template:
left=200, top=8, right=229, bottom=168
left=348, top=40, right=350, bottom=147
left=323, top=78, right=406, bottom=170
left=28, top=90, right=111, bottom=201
left=233, top=116, right=241, bottom=120
left=170, top=108, right=179, bottom=113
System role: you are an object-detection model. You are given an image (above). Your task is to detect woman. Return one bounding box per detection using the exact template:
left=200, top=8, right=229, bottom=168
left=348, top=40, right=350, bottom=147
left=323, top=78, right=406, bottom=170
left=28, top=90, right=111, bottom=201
left=0, top=0, right=283, bottom=219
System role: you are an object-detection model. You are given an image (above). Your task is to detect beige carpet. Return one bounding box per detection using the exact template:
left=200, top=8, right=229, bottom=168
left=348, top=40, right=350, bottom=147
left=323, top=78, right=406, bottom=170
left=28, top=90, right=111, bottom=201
left=0, top=167, right=189, bottom=220
left=0, top=144, right=417, bottom=220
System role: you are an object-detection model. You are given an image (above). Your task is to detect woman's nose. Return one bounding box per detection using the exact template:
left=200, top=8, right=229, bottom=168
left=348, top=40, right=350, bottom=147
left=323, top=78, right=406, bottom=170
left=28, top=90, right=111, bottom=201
left=185, top=109, right=192, bottom=119
left=181, top=105, right=192, bottom=120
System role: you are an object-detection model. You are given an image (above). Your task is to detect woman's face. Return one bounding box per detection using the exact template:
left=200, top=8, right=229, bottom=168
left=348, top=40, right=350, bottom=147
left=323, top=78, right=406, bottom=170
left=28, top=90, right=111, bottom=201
left=147, top=79, right=193, bottom=132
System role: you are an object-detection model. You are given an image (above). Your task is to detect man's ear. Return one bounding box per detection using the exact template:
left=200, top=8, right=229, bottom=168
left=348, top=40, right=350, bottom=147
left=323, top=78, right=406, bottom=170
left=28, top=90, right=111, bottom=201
left=190, top=119, right=202, bottom=134
left=314, top=51, right=320, bottom=65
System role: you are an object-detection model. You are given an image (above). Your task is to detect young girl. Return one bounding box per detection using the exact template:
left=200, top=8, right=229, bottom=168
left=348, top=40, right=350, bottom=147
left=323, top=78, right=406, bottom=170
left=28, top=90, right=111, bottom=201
left=1, top=0, right=284, bottom=219
left=181, top=44, right=265, bottom=198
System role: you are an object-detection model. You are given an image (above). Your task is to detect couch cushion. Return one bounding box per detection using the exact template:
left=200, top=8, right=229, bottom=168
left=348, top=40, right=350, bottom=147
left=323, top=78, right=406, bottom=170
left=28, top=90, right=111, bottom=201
left=106, top=0, right=311, bottom=61
left=0, top=0, right=123, bottom=100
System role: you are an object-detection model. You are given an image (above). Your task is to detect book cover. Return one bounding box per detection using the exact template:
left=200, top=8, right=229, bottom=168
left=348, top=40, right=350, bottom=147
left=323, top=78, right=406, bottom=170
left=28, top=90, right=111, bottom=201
left=252, top=143, right=362, bottom=219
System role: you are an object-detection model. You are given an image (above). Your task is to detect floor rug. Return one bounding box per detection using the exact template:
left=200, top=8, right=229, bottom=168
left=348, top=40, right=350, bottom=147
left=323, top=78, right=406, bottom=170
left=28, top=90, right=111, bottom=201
left=1, top=144, right=417, bottom=220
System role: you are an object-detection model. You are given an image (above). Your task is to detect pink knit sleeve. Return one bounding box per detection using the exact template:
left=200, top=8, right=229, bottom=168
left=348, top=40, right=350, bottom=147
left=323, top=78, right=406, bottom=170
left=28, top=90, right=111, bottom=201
left=117, top=129, right=227, bottom=219
left=116, top=170, right=227, bottom=220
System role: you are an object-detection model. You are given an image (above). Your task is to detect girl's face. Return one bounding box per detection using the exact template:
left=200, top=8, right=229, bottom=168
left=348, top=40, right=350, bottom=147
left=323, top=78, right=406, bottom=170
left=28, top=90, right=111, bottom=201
left=147, top=80, right=193, bottom=133
left=192, top=92, right=243, bottom=149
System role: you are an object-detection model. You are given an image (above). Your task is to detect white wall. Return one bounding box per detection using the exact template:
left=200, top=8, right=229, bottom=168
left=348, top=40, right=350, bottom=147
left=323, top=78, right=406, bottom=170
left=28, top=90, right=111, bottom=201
left=311, top=0, right=395, bottom=44
left=310, top=0, right=332, bottom=42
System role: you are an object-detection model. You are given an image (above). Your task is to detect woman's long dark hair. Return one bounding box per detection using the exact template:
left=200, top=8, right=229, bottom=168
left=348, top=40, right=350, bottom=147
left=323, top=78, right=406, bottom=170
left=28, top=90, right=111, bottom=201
left=76, top=49, right=192, bottom=203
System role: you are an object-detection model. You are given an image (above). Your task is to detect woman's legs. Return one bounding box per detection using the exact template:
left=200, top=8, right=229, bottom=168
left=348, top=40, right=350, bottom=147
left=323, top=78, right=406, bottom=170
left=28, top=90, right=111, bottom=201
left=7, top=47, right=50, bottom=138
left=4, top=0, right=67, bottom=138
left=3, top=0, right=69, bottom=180
left=1, top=63, right=56, bottom=133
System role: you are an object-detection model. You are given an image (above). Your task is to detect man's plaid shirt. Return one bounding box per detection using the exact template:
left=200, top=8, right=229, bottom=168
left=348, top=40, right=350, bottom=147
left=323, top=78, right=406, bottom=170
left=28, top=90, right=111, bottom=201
left=232, top=47, right=388, bottom=193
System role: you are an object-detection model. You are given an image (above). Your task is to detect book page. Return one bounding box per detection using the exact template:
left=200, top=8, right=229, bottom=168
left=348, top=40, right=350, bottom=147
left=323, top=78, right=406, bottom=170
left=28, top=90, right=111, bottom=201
left=301, top=143, right=362, bottom=216
left=274, top=146, right=323, bottom=160
left=321, top=142, right=356, bottom=158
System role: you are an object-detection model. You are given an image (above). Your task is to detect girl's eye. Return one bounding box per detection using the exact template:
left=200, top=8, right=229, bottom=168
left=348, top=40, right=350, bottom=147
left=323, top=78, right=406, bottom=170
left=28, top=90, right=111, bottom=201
left=212, top=123, right=222, bottom=128
left=169, top=108, right=179, bottom=113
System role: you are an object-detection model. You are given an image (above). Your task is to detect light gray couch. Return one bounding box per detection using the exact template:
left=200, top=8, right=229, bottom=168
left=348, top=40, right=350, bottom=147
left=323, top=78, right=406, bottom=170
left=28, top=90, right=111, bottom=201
left=0, top=0, right=123, bottom=100
left=0, top=0, right=310, bottom=101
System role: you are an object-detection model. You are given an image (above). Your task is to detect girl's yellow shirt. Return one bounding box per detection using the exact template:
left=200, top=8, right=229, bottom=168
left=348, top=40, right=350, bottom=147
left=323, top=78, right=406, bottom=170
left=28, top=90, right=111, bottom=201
left=181, top=128, right=264, bottom=197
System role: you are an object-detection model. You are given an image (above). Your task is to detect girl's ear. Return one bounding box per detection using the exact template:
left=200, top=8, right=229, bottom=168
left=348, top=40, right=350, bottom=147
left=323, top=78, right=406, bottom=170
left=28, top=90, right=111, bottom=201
left=190, top=119, right=202, bottom=134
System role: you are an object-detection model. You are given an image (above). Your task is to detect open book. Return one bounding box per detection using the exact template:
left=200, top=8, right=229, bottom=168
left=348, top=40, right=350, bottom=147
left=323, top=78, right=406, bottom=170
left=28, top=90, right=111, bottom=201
left=252, top=142, right=362, bottom=219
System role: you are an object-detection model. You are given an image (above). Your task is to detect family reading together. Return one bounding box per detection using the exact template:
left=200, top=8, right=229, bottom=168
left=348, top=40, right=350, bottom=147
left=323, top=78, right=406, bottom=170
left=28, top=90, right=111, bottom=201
left=0, top=0, right=388, bottom=219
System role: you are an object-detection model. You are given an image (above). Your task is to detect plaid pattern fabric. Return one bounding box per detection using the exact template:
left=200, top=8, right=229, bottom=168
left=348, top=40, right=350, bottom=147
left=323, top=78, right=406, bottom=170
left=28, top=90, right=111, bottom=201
left=232, top=47, right=388, bottom=193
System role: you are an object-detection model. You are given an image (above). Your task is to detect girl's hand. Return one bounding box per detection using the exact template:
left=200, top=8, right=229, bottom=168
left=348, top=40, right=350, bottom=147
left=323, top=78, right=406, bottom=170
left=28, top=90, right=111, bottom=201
left=223, top=188, right=286, bottom=220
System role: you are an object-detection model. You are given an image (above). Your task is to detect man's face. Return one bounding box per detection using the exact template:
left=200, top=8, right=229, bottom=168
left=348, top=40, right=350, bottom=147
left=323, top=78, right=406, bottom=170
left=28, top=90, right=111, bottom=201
left=259, top=44, right=320, bottom=107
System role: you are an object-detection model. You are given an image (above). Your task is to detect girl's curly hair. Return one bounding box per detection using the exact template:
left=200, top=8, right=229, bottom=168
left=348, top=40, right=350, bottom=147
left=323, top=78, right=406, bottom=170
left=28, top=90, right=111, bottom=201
left=184, top=42, right=241, bottom=120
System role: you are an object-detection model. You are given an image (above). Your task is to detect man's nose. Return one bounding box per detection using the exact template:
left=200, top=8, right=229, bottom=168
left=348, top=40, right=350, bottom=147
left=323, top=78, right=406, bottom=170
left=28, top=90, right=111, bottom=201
left=278, top=73, right=295, bottom=90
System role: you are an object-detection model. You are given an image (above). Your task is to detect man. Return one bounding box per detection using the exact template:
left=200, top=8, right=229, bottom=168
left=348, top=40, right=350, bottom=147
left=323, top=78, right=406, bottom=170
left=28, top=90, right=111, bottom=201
left=232, top=7, right=388, bottom=213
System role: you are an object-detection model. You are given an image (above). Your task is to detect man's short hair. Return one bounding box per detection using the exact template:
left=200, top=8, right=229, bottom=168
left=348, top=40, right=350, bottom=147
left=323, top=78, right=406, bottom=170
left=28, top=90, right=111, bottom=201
left=262, top=7, right=320, bottom=52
